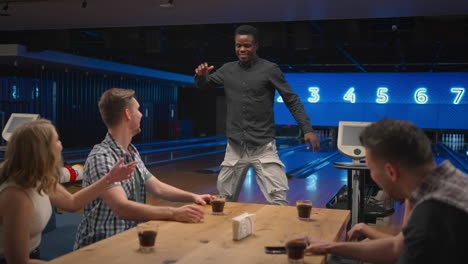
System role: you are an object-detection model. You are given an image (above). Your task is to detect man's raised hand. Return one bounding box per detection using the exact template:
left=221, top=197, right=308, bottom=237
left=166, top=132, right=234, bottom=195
left=195, top=62, right=214, bottom=76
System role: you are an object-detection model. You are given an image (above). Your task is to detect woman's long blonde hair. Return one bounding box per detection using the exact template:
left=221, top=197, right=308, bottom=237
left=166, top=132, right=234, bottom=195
left=0, top=119, right=62, bottom=194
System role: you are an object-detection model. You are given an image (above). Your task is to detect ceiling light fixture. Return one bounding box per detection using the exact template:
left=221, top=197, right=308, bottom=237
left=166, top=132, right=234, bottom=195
left=160, top=0, right=174, bottom=8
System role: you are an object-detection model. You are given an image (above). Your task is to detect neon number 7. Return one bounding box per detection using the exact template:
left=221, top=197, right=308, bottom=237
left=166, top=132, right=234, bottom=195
left=450, top=87, right=465, bottom=104
left=307, top=87, right=320, bottom=103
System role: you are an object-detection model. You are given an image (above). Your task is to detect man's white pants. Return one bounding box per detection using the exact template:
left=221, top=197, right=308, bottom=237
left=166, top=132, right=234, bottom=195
left=217, top=140, right=289, bottom=205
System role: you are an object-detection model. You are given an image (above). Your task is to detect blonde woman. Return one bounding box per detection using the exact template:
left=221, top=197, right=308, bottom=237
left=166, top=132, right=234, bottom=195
left=0, top=119, right=137, bottom=264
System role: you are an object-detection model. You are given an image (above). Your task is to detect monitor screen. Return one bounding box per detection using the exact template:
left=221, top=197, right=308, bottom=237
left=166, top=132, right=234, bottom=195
left=341, top=126, right=366, bottom=146
left=6, top=116, right=38, bottom=133
left=337, top=121, right=371, bottom=159
left=2, top=113, right=40, bottom=141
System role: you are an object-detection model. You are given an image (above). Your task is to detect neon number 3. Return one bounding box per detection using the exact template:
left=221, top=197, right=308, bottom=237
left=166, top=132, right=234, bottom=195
left=450, top=87, right=465, bottom=104
left=376, top=87, right=389, bottom=104
left=414, top=88, right=428, bottom=104
left=343, top=87, right=356, bottom=103
left=307, top=87, right=320, bottom=103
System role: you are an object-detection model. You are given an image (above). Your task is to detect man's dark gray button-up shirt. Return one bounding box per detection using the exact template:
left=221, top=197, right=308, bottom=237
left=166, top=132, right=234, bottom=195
left=195, top=57, right=313, bottom=147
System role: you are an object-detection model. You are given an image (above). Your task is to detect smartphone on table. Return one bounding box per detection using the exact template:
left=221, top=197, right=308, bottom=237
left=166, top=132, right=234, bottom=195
left=264, top=246, right=287, bottom=254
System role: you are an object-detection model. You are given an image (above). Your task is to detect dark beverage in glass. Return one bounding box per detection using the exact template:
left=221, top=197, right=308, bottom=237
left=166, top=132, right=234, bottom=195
left=286, top=239, right=307, bottom=263
left=136, top=223, right=159, bottom=252
left=297, top=204, right=312, bottom=219
left=211, top=200, right=225, bottom=214
left=296, top=200, right=313, bottom=220
left=211, top=195, right=226, bottom=215
left=138, top=230, right=157, bottom=248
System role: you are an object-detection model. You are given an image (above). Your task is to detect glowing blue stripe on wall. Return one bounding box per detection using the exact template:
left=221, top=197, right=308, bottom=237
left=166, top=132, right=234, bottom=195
left=274, top=73, right=468, bottom=129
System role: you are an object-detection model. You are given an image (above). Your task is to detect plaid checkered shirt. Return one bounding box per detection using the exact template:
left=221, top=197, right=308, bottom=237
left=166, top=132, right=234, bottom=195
left=74, top=133, right=151, bottom=249
left=409, top=160, right=468, bottom=216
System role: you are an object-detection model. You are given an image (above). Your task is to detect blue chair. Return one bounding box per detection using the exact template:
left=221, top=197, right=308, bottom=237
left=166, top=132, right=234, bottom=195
left=39, top=208, right=82, bottom=260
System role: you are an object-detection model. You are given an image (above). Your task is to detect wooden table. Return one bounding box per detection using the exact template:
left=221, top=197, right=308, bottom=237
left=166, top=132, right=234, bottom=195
left=49, top=202, right=350, bottom=264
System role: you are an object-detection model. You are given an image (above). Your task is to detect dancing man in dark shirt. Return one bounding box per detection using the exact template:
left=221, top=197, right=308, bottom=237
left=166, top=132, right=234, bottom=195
left=194, top=25, right=320, bottom=205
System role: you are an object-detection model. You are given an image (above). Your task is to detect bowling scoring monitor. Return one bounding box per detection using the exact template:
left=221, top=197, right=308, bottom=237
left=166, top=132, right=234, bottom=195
left=2, top=113, right=40, bottom=142
left=337, top=121, right=372, bottom=159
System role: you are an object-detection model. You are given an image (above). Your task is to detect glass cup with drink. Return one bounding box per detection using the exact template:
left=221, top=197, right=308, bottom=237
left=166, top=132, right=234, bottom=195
left=137, top=222, right=159, bottom=252
left=296, top=200, right=313, bottom=221
left=285, top=236, right=307, bottom=264
left=210, top=195, right=226, bottom=215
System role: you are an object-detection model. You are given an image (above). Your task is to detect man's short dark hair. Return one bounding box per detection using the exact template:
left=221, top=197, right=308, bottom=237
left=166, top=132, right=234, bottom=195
left=235, top=25, right=258, bottom=43
left=359, top=118, right=434, bottom=169
left=99, top=88, right=135, bottom=128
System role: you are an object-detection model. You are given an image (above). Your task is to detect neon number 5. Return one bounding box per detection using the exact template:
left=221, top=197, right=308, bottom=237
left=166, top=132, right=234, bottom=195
left=277, top=96, right=284, bottom=103
left=414, top=88, right=428, bottom=104
left=450, top=87, right=465, bottom=104
left=376, top=87, right=389, bottom=104
left=307, top=87, right=320, bottom=103
left=343, top=87, right=356, bottom=103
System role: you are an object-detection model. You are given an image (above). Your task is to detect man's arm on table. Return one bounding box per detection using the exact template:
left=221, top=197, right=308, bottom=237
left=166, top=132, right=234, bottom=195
left=347, top=222, right=393, bottom=241
left=306, top=232, right=403, bottom=264
left=101, top=185, right=205, bottom=223
left=145, top=176, right=210, bottom=205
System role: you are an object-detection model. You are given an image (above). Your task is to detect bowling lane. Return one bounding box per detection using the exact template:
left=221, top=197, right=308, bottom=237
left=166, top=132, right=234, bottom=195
left=435, top=143, right=468, bottom=173
left=235, top=155, right=348, bottom=208
left=236, top=140, right=468, bottom=208
left=62, top=136, right=228, bottom=165
left=278, top=139, right=337, bottom=172
left=234, top=138, right=345, bottom=207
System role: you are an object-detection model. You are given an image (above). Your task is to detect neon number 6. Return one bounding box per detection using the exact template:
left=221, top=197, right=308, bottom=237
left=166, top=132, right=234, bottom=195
left=307, top=87, right=320, bottom=103
left=376, top=87, right=389, bottom=104
left=414, top=88, right=428, bottom=104
left=450, top=87, right=465, bottom=104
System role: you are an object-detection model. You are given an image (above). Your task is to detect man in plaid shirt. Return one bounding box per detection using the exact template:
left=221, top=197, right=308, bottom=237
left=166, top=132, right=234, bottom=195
left=303, top=118, right=468, bottom=264
left=74, top=88, right=211, bottom=249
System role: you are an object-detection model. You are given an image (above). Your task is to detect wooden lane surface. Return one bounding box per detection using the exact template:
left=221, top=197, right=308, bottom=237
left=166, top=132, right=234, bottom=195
left=49, top=202, right=350, bottom=264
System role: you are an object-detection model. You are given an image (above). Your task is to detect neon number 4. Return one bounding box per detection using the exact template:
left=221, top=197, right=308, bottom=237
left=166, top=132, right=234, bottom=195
left=307, top=87, right=320, bottom=103
left=376, top=87, right=389, bottom=104
left=450, top=87, right=465, bottom=104
left=414, top=88, right=428, bottom=104
left=343, top=87, right=356, bottom=103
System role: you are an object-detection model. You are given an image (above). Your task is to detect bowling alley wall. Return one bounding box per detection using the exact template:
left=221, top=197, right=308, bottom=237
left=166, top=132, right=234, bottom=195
left=2, top=70, right=467, bottom=149
left=0, top=70, right=179, bottom=148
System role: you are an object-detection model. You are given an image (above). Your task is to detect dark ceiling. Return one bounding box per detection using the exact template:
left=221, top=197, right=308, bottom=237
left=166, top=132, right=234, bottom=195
left=3, top=16, right=468, bottom=75
left=0, top=1, right=468, bottom=75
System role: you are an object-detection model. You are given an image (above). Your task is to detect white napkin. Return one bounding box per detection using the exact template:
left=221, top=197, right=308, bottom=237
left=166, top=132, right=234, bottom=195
left=232, top=213, right=256, bottom=241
